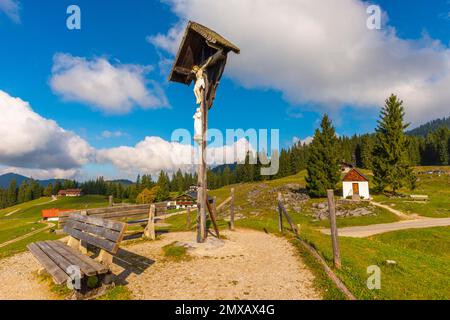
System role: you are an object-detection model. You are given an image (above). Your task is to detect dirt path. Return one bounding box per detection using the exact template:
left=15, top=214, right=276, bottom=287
left=321, top=217, right=450, bottom=238
left=0, top=222, right=54, bottom=249
left=114, top=229, right=321, bottom=300
left=370, top=201, right=420, bottom=220
left=0, top=229, right=321, bottom=300
left=0, top=251, right=58, bottom=300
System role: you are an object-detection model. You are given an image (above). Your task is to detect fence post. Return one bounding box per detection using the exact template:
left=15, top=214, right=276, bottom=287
left=144, top=204, right=156, bottom=240
left=230, top=188, right=235, bottom=231
left=327, top=190, right=341, bottom=269
left=108, top=195, right=113, bottom=207
left=277, top=193, right=283, bottom=232
left=186, top=207, right=191, bottom=230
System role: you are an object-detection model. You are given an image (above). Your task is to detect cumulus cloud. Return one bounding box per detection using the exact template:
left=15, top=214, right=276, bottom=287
left=292, top=136, right=313, bottom=146
left=0, top=90, right=94, bottom=173
left=97, top=136, right=253, bottom=177
left=0, top=90, right=255, bottom=180
left=50, top=53, right=169, bottom=114
left=150, top=0, right=450, bottom=125
left=0, top=166, right=80, bottom=180
left=0, top=0, right=20, bottom=23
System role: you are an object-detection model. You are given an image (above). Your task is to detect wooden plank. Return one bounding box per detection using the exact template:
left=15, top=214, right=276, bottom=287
left=66, top=227, right=119, bottom=253
left=68, top=213, right=126, bottom=232
left=206, top=196, right=220, bottom=238
left=278, top=193, right=298, bottom=234
left=65, top=220, right=122, bottom=243
left=36, top=241, right=83, bottom=278
left=50, top=240, right=108, bottom=274
left=27, top=243, right=68, bottom=285
left=46, top=241, right=100, bottom=276
left=327, top=190, right=341, bottom=269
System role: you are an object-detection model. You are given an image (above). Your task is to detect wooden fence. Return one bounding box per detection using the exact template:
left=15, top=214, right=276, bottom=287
left=277, top=192, right=356, bottom=300
left=58, top=202, right=167, bottom=229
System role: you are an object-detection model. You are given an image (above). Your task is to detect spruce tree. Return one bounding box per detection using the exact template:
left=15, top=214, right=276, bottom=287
left=372, top=94, right=415, bottom=193
left=306, top=114, right=341, bottom=197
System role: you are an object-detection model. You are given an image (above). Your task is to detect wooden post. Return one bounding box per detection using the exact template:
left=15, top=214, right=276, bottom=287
left=327, top=190, right=341, bottom=269
left=144, top=204, right=156, bottom=240
left=230, top=188, right=235, bottom=231
left=197, top=85, right=208, bottom=243
left=186, top=207, right=191, bottom=230
left=109, top=195, right=113, bottom=207
left=277, top=193, right=283, bottom=232
left=206, top=196, right=220, bottom=238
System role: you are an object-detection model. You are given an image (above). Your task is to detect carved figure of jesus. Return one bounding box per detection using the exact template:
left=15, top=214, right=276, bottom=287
left=193, top=107, right=202, bottom=143
left=192, top=56, right=213, bottom=105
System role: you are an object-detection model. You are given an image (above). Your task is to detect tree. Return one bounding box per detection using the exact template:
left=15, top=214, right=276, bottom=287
left=306, top=114, right=341, bottom=197
left=136, top=187, right=158, bottom=204
left=372, top=94, right=416, bottom=193
left=43, top=183, right=53, bottom=197
left=6, top=179, right=18, bottom=207
left=156, top=171, right=170, bottom=201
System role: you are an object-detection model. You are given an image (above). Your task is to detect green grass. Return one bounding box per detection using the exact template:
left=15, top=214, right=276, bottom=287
left=0, top=195, right=109, bottom=259
left=0, top=229, right=61, bottom=259
left=372, top=166, right=450, bottom=218
left=203, top=168, right=450, bottom=300
left=97, top=286, right=133, bottom=300
left=162, top=241, right=191, bottom=261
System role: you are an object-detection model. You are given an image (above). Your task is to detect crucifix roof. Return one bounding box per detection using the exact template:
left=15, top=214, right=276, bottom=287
left=168, top=21, right=240, bottom=85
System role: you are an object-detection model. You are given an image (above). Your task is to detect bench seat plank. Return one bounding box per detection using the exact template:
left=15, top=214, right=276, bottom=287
left=35, top=241, right=84, bottom=278
left=27, top=243, right=68, bottom=285
left=47, top=241, right=108, bottom=276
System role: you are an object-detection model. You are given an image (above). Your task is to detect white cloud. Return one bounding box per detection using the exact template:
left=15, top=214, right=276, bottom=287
left=292, top=136, right=313, bottom=146
left=0, top=90, right=94, bottom=172
left=0, top=166, right=80, bottom=180
left=50, top=53, right=169, bottom=114
left=150, top=0, right=450, bottom=125
left=97, top=136, right=253, bottom=177
left=0, top=0, right=20, bottom=23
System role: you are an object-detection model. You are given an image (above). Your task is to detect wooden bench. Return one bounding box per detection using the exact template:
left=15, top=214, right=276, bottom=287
left=27, top=213, right=127, bottom=296
left=409, top=195, right=429, bottom=202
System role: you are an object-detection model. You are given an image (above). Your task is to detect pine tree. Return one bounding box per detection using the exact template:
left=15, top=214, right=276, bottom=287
left=156, top=171, right=170, bottom=201
left=7, top=179, right=18, bottom=207
left=305, top=114, right=341, bottom=197
left=372, top=94, right=416, bottom=193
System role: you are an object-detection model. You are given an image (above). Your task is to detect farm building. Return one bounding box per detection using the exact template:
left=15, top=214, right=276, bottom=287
left=342, top=168, right=370, bottom=200
left=58, top=189, right=82, bottom=197
left=172, top=191, right=213, bottom=209
left=41, top=209, right=75, bottom=221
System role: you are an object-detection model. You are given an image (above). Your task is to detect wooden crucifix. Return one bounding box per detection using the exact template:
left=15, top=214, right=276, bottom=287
left=169, top=21, right=240, bottom=243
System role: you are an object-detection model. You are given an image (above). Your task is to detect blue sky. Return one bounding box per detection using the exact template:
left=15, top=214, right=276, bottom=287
left=0, top=0, right=449, bottom=180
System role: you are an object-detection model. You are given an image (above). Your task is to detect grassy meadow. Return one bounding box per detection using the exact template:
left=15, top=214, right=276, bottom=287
left=199, top=167, right=450, bottom=300
left=0, top=166, right=448, bottom=299
left=0, top=195, right=109, bottom=259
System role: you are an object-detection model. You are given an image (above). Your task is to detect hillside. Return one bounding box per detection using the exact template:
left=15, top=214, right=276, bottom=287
left=203, top=167, right=450, bottom=299
left=407, top=116, right=450, bottom=137
left=0, top=173, right=64, bottom=189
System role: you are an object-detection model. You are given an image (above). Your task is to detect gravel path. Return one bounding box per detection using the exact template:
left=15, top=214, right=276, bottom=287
left=321, top=217, right=450, bottom=237
left=0, top=229, right=321, bottom=300
left=114, top=229, right=321, bottom=300
left=0, top=252, right=58, bottom=300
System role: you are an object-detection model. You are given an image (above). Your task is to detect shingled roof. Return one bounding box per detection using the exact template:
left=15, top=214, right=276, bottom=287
left=343, top=168, right=369, bottom=182
left=169, top=21, right=240, bottom=85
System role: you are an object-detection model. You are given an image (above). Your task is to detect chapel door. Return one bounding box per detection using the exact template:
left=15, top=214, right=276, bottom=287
left=352, top=183, right=360, bottom=195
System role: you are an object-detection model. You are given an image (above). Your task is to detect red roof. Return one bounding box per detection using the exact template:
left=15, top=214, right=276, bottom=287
left=343, top=169, right=369, bottom=182
left=42, top=208, right=74, bottom=218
